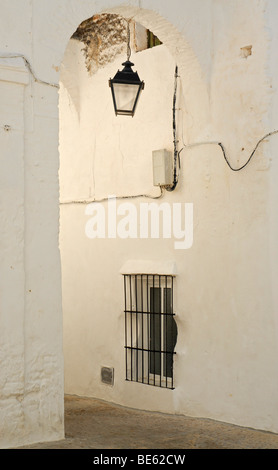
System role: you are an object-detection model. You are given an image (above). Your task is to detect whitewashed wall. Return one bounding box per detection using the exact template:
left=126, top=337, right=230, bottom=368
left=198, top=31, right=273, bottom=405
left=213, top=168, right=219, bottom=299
left=0, top=7, right=64, bottom=448
left=1, top=0, right=278, bottom=448
left=60, top=0, right=278, bottom=434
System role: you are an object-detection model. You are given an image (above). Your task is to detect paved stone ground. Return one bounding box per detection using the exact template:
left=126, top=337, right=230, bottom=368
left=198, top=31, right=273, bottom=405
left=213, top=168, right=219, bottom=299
left=17, top=394, right=278, bottom=450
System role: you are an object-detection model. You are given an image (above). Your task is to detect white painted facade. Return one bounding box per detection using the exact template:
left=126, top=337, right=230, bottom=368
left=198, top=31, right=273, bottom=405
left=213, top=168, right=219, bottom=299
left=1, top=0, right=278, bottom=448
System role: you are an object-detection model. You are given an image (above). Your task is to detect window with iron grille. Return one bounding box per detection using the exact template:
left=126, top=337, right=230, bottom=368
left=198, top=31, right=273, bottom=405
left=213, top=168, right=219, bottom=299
left=123, top=274, right=177, bottom=389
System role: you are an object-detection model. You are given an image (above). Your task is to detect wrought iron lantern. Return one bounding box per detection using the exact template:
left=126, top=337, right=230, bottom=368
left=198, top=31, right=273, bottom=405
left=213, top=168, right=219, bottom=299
left=109, top=20, right=144, bottom=117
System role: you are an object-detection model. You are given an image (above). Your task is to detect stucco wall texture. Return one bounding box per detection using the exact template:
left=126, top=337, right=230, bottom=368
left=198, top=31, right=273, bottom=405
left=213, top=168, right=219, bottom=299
left=1, top=0, right=278, bottom=449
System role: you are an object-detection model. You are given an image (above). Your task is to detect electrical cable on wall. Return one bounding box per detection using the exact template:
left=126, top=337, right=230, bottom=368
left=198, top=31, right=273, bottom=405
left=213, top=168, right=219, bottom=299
left=60, top=187, right=164, bottom=205
left=0, top=54, right=59, bottom=88
left=217, top=130, right=278, bottom=171
left=169, top=65, right=278, bottom=190
left=180, top=130, right=278, bottom=173
left=166, top=65, right=179, bottom=192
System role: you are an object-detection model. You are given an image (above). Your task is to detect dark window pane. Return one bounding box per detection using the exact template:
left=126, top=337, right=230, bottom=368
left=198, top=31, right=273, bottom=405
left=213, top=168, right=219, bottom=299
left=163, top=288, right=177, bottom=378
left=149, top=287, right=161, bottom=375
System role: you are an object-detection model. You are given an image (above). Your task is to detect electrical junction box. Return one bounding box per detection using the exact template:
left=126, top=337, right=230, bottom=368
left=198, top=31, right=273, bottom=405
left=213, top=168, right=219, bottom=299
left=152, top=149, right=173, bottom=187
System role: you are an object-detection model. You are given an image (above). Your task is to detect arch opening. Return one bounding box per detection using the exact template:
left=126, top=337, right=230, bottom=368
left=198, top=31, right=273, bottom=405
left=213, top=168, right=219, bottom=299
left=58, top=7, right=205, bottom=414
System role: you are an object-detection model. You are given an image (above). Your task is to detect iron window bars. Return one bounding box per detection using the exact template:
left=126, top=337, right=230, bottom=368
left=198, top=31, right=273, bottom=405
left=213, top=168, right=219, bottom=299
left=123, top=274, right=177, bottom=389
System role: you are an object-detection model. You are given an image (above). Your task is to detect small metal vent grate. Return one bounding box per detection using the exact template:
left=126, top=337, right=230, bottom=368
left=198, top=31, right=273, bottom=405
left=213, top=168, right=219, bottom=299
left=101, top=367, right=114, bottom=385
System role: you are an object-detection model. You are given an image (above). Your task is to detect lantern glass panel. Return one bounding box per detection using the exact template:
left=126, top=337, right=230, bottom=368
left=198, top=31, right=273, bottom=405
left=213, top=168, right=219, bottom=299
left=113, top=83, right=140, bottom=113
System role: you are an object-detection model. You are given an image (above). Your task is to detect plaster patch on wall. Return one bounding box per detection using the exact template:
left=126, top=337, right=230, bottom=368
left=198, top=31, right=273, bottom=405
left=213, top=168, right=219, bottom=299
left=72, top=14, right=130, bottom=74
left=240, top=45, right=252, bottom=59
left=70, top=14, right=156, bottom=75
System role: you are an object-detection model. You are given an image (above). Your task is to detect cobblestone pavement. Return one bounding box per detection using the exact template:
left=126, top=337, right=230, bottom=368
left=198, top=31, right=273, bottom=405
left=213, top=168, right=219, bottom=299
left=18, top=394, right=278, bottom=450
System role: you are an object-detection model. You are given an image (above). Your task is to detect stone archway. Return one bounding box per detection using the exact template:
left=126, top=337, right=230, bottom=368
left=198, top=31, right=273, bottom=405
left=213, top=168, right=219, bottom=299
left=53, top=3, right=210, bottom=132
